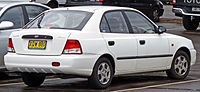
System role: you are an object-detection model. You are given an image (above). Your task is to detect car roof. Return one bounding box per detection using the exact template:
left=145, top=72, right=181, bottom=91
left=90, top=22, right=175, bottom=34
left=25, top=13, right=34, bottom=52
left=50, top=6, right=137, bottom=13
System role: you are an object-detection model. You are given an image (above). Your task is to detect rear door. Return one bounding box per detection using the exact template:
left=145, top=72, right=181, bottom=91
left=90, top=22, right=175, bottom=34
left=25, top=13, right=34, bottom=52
left=100, top=11, right=137, bottom=74
left=124, top=10, right=171, bottom=71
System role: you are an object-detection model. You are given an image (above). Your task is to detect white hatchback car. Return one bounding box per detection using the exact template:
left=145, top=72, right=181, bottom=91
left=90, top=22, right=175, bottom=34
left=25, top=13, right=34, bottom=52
left=4, top=6, right=196, bottom=89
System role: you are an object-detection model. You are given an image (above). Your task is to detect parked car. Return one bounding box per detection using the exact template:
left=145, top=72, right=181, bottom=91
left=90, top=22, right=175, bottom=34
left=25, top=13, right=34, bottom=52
left=0, top=1, right=50, bottom=74
left=173, top=0, right=200, bottom=31
left=1, top=0, right=65, bottom=8
left=65, top=0, right=164, bottom=22
left=4, top=6, right=196, bottom=88
left=33, top=0, right=66, bottom=8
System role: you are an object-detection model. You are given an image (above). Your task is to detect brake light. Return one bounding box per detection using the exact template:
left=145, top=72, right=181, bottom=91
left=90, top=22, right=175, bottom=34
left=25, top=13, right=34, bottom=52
left=62, top=40, right=82, bottom=54
left=173, top=0, right=176, bottom=4
left=96, top=0, right=104, bottom=2
left=8, top=38, right=15, bottom=53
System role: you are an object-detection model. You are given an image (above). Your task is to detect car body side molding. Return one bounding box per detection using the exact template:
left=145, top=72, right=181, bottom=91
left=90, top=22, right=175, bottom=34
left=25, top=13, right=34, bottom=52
left=117, top=54, right=173, bottom=60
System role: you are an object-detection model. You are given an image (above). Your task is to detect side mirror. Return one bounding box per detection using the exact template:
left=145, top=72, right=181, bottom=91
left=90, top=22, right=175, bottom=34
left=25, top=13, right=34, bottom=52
left=158, top=26, right=166, bottom=34
left=0, top=21, right=14, bottom=30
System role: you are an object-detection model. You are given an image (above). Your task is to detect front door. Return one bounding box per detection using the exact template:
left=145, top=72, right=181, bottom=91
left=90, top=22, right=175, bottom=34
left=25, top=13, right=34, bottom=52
left=124, top=11, right=171, bottom=71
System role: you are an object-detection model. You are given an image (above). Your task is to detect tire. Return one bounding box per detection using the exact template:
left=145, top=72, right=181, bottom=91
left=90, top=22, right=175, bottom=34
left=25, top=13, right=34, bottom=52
left=22, top=73, right=46, bottom=87
left=166, top=50, right=190, bottom=79
left=183, top=16, right=199, bottom=31
left=0, top=72, right=8, bottom=79
left=47, top=0, right=59, bottom=8
left=151, top=8, right=160, bottom=22
left=88, top=57, right=113, bottom=89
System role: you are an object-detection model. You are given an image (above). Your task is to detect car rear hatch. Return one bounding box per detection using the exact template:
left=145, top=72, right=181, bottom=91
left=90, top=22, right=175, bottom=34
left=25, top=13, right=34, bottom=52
left=11, top=29, right=74, bottom=55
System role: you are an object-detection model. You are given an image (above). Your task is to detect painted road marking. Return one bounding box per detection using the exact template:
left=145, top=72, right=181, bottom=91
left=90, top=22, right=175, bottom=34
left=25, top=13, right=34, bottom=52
left=0, top=82, right=24, bottom=87
left=0, top=78, right=60, bottom=87
left=0, top=78, right=200, bottom=91
left=112, top=79, right=200, bottom=92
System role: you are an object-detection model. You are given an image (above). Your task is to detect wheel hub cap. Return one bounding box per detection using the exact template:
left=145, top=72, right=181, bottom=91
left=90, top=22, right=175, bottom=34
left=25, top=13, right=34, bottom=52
left=175, top=55, right=188, bottom=76
left=98, top=62, right=111, bottom=85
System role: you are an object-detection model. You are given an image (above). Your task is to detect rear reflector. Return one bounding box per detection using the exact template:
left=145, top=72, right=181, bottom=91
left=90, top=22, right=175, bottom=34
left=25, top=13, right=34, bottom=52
left=8, top=38, right=15, bottom=53
left=52, top=62, right=60, bottom=67
left=62, top=40, right=82, bottom=54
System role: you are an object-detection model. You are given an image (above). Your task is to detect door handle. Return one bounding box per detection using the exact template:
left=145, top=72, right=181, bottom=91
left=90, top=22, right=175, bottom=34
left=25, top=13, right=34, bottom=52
left=139, top=40, right=145, bottom=45
left=108, top=41, right=115, bottom=46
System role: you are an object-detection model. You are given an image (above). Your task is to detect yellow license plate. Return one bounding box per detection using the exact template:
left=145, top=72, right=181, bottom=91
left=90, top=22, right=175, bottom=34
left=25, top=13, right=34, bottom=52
left=28, top=40, right=47, bottom=49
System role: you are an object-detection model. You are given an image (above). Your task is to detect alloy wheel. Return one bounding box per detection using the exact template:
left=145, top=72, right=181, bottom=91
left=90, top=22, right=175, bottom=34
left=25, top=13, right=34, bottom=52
left=98, top=62, right=111, bottom=85
left=174, top=55, right=188, bottom=76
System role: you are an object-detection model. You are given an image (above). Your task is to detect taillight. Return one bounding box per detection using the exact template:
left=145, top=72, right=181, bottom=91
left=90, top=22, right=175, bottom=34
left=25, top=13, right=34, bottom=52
left=62, top=40, right=82, bottom=54
left=173, top=0, right=176, bottom=4
left=8, top=38, right=15, bottom=53
left=96, top=0, right=104, bottom=2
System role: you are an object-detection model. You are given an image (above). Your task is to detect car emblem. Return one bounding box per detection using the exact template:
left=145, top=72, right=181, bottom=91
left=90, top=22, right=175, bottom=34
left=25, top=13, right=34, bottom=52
left=34, top=35, right=39, bottom=38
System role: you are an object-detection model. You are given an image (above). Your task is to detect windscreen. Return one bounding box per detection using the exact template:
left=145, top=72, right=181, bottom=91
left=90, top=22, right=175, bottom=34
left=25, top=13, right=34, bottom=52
left=26, top=10, right=93, bottom=30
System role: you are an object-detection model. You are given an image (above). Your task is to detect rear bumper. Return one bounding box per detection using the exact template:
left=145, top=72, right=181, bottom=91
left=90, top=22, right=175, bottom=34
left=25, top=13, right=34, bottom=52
left=173, top=8, right=200, bottom=17
left=4, top=53, right=100, bottom=77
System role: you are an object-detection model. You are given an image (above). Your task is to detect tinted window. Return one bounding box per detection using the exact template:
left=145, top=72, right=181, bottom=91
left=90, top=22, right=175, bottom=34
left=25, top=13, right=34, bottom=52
left=26, top=10, right=92, bottom=30
left=125, top=11, right=155, bottom=34
left=25, top=5, right=48, bottom=21
left=0, top=6, right=24, bottom=29
left=100, top=16, right=110, bottom=33
left=104, top=11, right=129, bottom=33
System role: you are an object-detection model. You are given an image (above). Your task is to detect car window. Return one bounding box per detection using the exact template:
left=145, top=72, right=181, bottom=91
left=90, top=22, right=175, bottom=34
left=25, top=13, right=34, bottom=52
left=25, top=5, right=48, bottom=21
left=104, top=11, right=129, bottom=33
left=125, top=11, right=155, bottom=34
left=100, top=16, right=110, bottom=33
left=26, top=10, right=92, bottom=30
left=0, top=6, right=24, bottom=29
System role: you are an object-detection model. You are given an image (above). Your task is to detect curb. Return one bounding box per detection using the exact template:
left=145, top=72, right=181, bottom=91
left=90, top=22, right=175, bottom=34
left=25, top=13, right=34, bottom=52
left=159, top=18, right=182, bottom=24
left=183, top=31, right=200, bottom=35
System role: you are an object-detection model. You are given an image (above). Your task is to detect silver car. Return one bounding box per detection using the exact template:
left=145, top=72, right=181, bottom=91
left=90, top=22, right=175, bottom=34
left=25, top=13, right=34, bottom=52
left=0, top=1, right=50, bottom=72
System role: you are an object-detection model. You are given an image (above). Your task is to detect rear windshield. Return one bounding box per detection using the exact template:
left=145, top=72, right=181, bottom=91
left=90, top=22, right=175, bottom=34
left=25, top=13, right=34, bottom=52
left=25, top=10, right=93, bottom=30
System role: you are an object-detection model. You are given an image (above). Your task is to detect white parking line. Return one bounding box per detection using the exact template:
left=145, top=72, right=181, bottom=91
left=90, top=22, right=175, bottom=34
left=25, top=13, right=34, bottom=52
left=1, top=78, right=200, bottom=91
left=0, top=82, right=24, bottom=87
left=0, top=78, right=60, bottom=87
left=112, top=79, right=200, bottom=92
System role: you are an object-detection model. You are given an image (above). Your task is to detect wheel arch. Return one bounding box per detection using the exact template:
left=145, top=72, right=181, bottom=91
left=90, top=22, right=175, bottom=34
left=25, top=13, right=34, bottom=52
left=176, top=47, right=191, bottom=61
left=98, top=54, right=116, bottom=74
